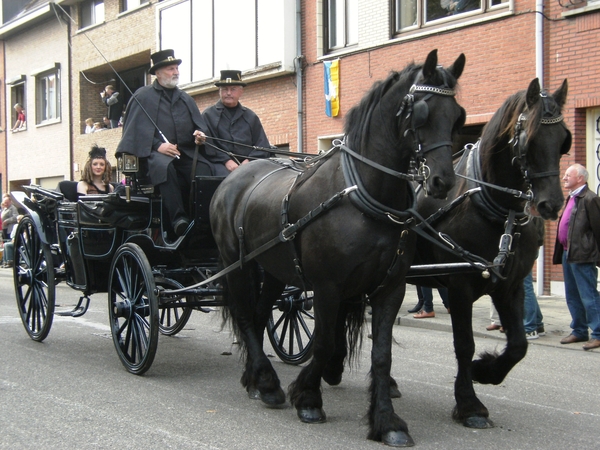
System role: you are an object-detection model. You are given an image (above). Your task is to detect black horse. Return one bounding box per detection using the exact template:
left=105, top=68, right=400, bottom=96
left=210, top=49, right=466, bottom=446
left=410, top=78, right=570, bottom=428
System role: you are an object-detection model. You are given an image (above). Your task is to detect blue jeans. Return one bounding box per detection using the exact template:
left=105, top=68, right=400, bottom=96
left=523, top=271, right=543, bottom=333
left=417, top=286, right=449, bottom=313
left=562, top=252, right=600, bottom=340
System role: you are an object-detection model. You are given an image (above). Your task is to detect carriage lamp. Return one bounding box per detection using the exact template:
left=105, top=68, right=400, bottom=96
left=117, top=153, right=139, bottom=173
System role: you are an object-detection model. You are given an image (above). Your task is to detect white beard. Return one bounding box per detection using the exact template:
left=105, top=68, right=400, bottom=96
left=163, top=77, right=179, bottom=89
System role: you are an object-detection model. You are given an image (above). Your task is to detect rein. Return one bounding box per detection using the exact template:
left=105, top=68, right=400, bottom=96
left=414, top=96, right=567, bottom=281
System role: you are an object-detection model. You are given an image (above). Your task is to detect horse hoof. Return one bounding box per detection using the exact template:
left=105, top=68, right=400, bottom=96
left=382, top=430, right=415, bottom=447
left=260, top=388, right=286, bottom=407
left=464, top=416, right=494, bottom=429
left=297, top=407, right=327, bottom=423
left=390, top=385, right=402, bottom=399
left=247, top=388, right=261, bottom=400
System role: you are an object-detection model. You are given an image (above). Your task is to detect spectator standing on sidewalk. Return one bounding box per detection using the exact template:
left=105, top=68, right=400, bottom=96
left=1, top=194, right=18, bottom=240
left=410, top=286, right=450, bottom=318
left=524, top=216, right=546, bottom=340
left=553, top=163, right=600, bottom=351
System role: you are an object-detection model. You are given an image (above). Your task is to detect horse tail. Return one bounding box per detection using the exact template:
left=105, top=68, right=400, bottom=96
left=219, top=260, right=263, bottom=360
left=344, top=298, right=367, bottom=368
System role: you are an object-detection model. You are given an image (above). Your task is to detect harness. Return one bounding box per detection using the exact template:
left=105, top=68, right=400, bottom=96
left=160, top=82, right=460, bottom=297
left=412, top=93, right=567, bottom=281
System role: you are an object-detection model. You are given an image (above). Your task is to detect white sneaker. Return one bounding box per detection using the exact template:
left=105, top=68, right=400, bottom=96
left=526, top=330, right=539, bottom=340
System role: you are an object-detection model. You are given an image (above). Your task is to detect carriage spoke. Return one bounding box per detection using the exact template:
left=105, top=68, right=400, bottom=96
left=108, top=244, right=158, bottom=374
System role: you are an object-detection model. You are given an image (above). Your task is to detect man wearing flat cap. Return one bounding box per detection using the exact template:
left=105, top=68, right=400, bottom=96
left=117, top=49, right=216, bottom=237
left=203, top=70, right=271, bottom=175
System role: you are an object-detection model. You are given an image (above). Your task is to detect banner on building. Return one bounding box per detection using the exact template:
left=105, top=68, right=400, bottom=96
left=324, top=59, right=340, bottom=117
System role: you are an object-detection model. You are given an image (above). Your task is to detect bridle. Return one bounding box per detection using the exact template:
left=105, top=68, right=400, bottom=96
left=396, top=84, right=458, bottom=193
left=337, top=81, right=460, bottom=224
left=510, top=92, right=564, bottom=190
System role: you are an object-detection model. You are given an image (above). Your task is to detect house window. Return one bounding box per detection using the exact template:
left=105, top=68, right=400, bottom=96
left=394, top=0, right=508, bottom=32
left=80, top=0, right=105, bottom=29
left=325, top=0, right=358, bottom=52
left=121, top=0, right=149, bottom=13
left=9, top=78, right=26, bottom=131
left=158, top=0, right=294, bottom=85
left=36, top=67, right=61, bottom=124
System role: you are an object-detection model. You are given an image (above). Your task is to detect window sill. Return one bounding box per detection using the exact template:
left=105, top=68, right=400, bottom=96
left=318, top=8, right=513, bottom=61
left=562, top=2, right=600, bottom=17
left=183, top=62, right=289, bottom=96
left=36, top=119, right=61, bottom=128
left=77, top=21, right=105, bottom=34
left=117, top=2, right=152, bottom=19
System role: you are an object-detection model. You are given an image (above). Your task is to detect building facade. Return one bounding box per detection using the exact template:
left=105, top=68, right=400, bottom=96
left=2, top=0, right=600, bottom=292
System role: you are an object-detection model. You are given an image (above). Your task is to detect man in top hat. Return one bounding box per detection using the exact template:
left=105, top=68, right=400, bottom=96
left=203, top=70, right=271, bottom=175
left=116, top=49, right=214, bottom=237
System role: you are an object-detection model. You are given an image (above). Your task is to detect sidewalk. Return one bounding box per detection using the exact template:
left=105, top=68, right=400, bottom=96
left=396, top=284, right=583, bottom=349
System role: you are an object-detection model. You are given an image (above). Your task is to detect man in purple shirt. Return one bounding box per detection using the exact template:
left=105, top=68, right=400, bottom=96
left=553, top=164, right=600, bottom=350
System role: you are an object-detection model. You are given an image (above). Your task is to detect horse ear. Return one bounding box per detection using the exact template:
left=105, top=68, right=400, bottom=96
left=448, top=53, right=466, bottom=80
left=526, top=78, right=541, bottom=109
left=422, top=49, right=439, bottom=78
left=553, top=79, right=568, bottom=110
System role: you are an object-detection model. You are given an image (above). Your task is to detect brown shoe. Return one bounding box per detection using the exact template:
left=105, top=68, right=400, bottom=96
left=560, top=334, right=589, bottom=344
left=414, top=310, right=435, bottom=319
left=582, top=339, right=600, bottom=350
left=486, top=324, right=501, bottom=331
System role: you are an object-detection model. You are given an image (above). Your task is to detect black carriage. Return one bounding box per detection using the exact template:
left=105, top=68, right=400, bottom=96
left=10, top=153, right=315, bottom=375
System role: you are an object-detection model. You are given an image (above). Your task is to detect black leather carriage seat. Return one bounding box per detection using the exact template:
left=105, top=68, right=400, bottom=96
left=57, top=180, right=79, bottom=202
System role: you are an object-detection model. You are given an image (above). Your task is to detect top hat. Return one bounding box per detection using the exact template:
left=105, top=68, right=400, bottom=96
left=149, top=49, right=182, bottom=75
left=215, top=70, right=246, bottom=87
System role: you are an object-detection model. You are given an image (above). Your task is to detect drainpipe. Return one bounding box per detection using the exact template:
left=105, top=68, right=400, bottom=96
left=296, top=0, right=303, bottom=153
left=535, top=0, right=546, bottom=295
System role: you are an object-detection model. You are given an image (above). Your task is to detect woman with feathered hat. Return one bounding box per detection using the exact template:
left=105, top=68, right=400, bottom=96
left=77, top=145, right=114, bottom=196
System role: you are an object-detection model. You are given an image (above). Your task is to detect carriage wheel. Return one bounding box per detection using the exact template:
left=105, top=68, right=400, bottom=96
left=13, top=216, right=56, bottom=342
left=156, top=277, right=192, bottom=336
left=108, top=243, right=158, bottom=375
left=267, top=287, right=315, bottom=365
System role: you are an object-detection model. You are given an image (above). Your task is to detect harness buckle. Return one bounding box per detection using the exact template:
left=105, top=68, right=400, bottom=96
left=281, top=223, right=296, bottom=241
left=498, top=233, right=513, bottom=252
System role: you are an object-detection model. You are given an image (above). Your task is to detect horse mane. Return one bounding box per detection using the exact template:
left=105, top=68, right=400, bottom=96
left=479, top=88, right=545, bottom=174
left=344, top=70, right=402, bottom=150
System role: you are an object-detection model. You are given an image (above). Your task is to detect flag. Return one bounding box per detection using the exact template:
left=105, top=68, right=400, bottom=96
left=324, top=59, right=340, bottom=117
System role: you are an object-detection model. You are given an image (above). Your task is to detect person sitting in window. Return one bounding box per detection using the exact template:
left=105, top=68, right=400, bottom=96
left=93, top=122, right=106, bottom=132
left=77, top=145, right=114, bottom=196
left=10, top=103, right=26, bottom=132
left=84, top=117, right=95, bottom=134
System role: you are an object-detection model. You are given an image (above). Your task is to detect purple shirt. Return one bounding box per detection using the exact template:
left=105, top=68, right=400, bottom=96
left=558, top=195, right=576, bottom=249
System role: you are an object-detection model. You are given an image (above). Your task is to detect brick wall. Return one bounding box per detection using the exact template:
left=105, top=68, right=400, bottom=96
left=71, top=1, right=156, bottom=177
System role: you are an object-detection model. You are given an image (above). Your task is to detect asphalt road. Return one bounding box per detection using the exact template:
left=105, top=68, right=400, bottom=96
left=1, top=268, right=598, bottom=449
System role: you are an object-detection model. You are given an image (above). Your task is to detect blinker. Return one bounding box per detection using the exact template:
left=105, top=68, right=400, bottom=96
left=412, top=100, right=429, bottom=129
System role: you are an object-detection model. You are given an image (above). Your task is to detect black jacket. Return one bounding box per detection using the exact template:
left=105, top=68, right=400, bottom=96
left=553, top=185, right=600, bottom=264
left=116, top=80, right=213, bottom=184
left=203, top=100, right=270, bottom=164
